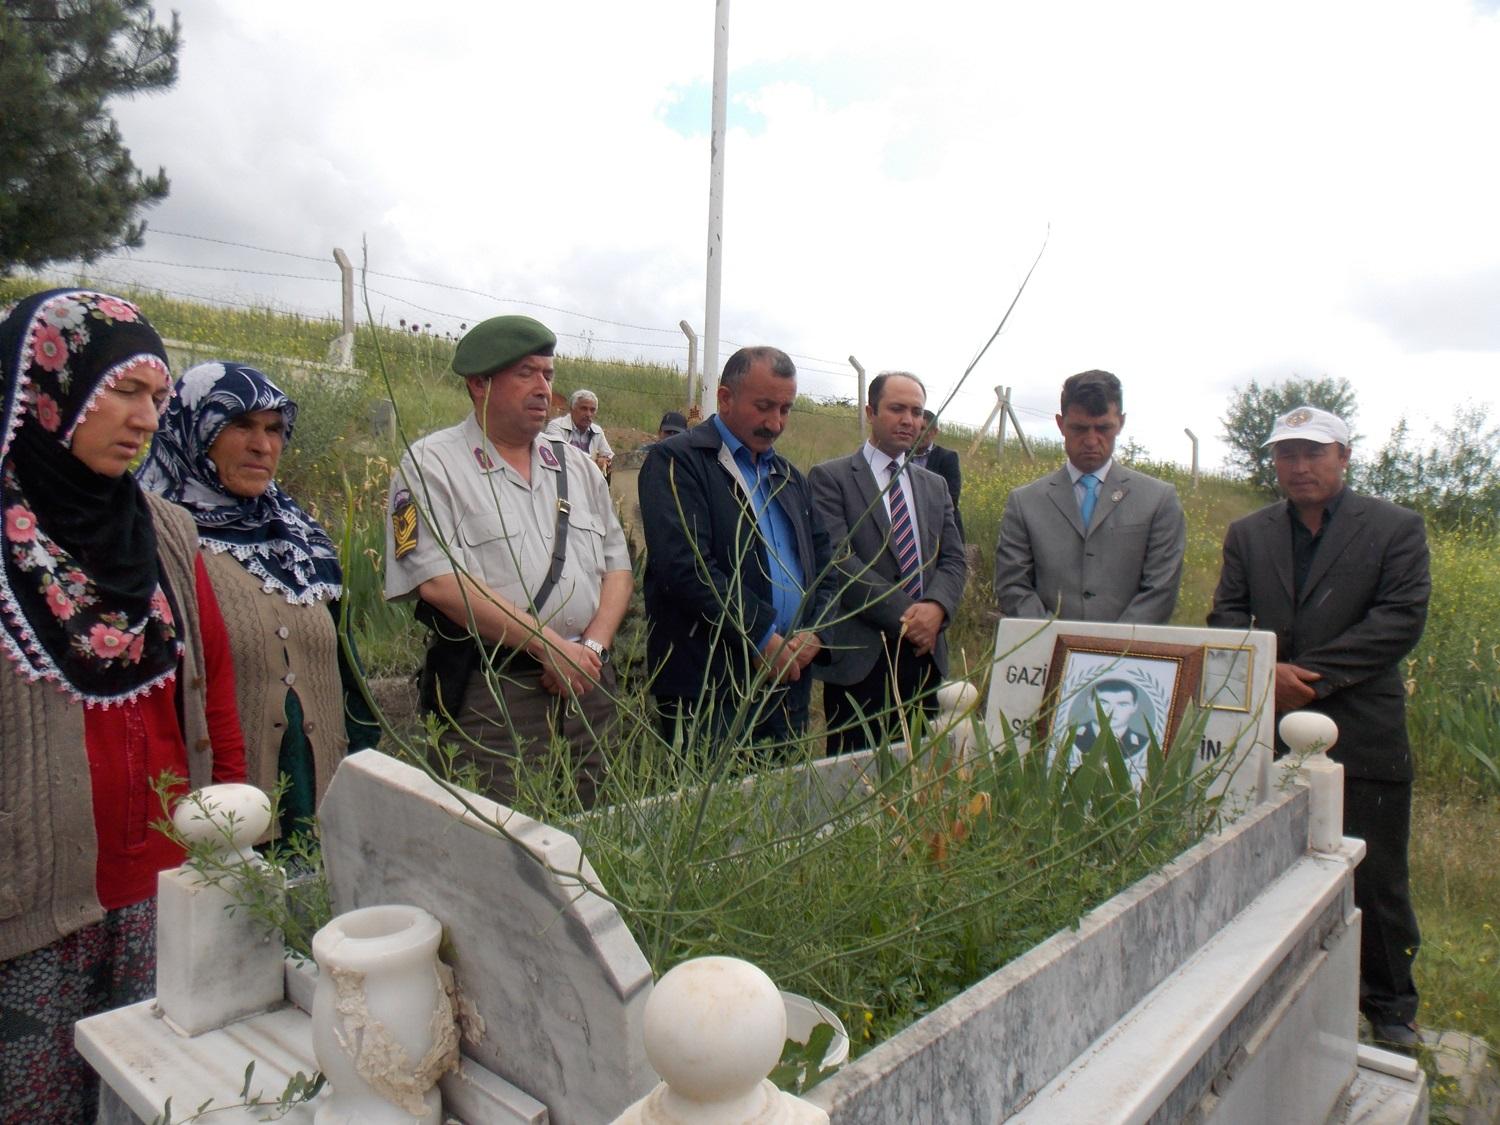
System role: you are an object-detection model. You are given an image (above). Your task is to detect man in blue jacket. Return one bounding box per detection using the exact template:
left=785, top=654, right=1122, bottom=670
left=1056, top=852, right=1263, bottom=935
left=640, top=346, right=832, bottom=747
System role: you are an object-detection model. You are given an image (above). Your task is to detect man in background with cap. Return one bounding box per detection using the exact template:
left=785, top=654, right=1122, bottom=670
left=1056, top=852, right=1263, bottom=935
left=995, top=370, right=1186, bottom=623
left=385, top=315, right=632, bottom=806
left=635, top=410, right=688, bottom=454
left=640, top=346, right=832, bottom=746
left=1208, top=404, right=1430, bottom=1051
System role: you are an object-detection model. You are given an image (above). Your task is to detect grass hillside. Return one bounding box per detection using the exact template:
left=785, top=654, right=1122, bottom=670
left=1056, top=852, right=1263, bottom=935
left=4, top=276, right=1496, bottom=1087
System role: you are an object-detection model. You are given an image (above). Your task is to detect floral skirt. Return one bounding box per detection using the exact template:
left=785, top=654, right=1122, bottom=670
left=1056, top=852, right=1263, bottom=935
left=0, top=897, right=157, bottom=1124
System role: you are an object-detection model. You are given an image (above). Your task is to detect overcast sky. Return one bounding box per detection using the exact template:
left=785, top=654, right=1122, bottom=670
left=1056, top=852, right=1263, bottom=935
left=78, top=0, right=1500, bottom=469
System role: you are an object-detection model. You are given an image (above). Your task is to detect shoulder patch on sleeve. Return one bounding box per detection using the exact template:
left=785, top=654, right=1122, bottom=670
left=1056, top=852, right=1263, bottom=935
left=391, top=489, right=419, bottom=559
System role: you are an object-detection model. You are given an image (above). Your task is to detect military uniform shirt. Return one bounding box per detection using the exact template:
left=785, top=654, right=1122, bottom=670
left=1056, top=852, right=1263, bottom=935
left=385, top=414, right=630, bottom=639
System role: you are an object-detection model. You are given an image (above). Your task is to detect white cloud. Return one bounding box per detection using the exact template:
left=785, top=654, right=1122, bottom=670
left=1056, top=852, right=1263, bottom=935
left=83, top=0, right=1500, bottom=469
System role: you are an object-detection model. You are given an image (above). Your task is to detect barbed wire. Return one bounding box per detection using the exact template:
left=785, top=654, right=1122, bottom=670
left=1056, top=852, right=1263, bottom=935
left=140, top=228, right=862, bottom=379
left=101, top=255, right=334, bottom=283
left=119, top=228, right=1074, bottom=424
left=77, top=271, right=328, bottom=315
left=72, top=267, right=1051, bottom=426
left=148, top=229, right=331, bottom=264
left=63, top=232, right=1225, bottom=463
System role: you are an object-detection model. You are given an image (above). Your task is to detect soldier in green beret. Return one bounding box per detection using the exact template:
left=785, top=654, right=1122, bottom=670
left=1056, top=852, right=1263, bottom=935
left=384, top=315, right=632, bottom=807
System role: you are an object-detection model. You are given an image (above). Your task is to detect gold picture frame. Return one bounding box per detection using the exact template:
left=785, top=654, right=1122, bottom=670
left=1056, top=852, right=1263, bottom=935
left=1199, top=644, right=1254, bottom=713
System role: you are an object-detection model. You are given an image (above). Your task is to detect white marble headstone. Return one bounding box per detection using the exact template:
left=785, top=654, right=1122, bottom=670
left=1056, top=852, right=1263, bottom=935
left=317, top=751, right=656, bottom=1125
left=984, top=619, right=1278, bottom=803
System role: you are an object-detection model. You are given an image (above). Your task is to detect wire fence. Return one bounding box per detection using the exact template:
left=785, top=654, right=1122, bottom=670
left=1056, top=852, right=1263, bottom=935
left=107, top=232, right=859, bottom=379
left=83, top=227, right=1083, bottom=435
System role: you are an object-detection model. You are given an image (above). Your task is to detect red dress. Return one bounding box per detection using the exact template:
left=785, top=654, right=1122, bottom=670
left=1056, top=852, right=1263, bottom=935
left=83, top=554, right=248, bottom=908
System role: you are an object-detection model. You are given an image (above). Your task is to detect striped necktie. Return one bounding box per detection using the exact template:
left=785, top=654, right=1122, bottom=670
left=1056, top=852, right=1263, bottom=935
left=1079, top=472, right=1100, bottom=527
left=887, top=461, right=923, bottom=600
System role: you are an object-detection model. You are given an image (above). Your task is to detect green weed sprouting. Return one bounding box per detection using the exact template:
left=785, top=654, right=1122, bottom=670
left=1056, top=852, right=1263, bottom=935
left=149, top=1061, right=325, bottom=1124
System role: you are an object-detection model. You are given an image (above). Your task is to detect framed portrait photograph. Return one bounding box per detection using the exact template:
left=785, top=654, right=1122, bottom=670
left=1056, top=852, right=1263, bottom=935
left=1039, top=636, right=1204, bottom=777
left=1200, top=645, right=1254, bottom=712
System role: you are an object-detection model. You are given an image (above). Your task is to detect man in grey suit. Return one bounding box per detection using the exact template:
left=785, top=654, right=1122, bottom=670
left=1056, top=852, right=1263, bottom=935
left=1208, top=405, right=1430, bottom=1052
left=810, top=372, right=968, bottom=756
left=995, top=370, right=1186, bottom=623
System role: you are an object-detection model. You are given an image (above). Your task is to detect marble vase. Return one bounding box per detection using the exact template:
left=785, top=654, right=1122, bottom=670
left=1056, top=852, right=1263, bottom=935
left=310, top=904, right=458, bottom=1124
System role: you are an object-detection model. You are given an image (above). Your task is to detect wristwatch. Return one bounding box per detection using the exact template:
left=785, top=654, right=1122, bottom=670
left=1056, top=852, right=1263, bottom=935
left=582, top=638, right=611, bottom=665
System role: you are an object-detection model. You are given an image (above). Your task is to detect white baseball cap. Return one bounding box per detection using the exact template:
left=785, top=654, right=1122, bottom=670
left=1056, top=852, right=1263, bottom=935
left=1262, top=405, right=1350, bottom=447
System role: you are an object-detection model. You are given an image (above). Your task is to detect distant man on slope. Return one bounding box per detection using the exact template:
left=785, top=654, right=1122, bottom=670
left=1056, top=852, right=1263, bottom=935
left=546, top=388, right=614, bottom=478
left=910, top=408, right=966, bottom=541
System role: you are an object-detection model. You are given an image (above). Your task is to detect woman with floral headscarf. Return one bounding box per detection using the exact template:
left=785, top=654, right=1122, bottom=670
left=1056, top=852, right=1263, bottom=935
left=0, top=290, right=246, bottom=1119
left=139, top=361, right=378, bottom=839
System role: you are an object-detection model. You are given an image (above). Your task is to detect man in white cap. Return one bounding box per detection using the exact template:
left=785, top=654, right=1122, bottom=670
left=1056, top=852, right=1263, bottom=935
left=1208, top=405, right=1430, bottom=1052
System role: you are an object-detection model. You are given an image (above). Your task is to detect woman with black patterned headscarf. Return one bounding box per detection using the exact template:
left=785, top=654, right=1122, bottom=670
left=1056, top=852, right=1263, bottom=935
left=0, top=289, right=246, bottom=1120
left=139, top=361, right=378, bottom=838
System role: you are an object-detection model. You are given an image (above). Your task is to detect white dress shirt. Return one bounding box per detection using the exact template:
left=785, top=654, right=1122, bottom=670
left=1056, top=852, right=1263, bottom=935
left=863, top=441, right=924, bottom=573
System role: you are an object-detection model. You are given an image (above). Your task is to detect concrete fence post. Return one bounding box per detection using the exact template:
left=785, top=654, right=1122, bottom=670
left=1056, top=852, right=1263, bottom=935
left=1184, top=427, right=1200, bottom=488
left=849, top=355, right=866, bottom=440
left=681, top=320, right=700, bottom=412
left=968, top=384, right=1007, bottom=457
left=326, top=248, right=356, bottom=368
left=1004, top=395, right=1034, bottom=460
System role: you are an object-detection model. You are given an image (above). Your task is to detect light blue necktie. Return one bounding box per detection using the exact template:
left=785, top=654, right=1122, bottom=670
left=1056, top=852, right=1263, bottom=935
left=1079, top=472, right=1099, bottom=527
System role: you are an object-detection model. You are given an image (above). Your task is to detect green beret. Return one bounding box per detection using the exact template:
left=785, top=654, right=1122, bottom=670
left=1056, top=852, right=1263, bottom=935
left=452, top=315, right=556, bottom=377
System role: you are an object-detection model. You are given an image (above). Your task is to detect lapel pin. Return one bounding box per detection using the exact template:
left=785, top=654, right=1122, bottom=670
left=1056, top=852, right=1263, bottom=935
left=1111, top=490, right=1124, bottom=502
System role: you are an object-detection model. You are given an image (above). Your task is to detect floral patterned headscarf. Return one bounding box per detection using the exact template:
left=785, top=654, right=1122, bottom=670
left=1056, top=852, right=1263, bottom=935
left=0, top=289, right=181, bottom=705
left=137, top=362, right=342, bottom=605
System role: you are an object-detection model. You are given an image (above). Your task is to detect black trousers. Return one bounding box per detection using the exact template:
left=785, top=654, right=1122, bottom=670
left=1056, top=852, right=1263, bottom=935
left=655, top=675, right=813, bottom=752
left=821, top=639, right=940, bottom=757
left=1343, top=775, right=1420, bottom=1025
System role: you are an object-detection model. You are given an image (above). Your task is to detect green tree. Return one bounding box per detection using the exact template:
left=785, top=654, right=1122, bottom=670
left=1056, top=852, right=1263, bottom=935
left=1220, top=375, right=1358, bottom=493
left=0, top=0, right=180, bottom=273
left=1361, top=403, right=1500, bottom=528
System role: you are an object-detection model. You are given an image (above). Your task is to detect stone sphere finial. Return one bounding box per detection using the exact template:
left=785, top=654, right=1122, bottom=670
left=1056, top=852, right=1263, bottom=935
left=1278, top=712, right=1339, bottom=756
left=644, top=956, right=785, bottom=1106
left=171, top=783, right=272, bottom=864
left=935, top=680, right=981, bottom=760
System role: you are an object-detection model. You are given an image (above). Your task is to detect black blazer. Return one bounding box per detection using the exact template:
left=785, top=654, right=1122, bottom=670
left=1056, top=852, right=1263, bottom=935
left=807, top=450, right=968, bottom=684
left=640, top=420, right=833, bottom=701
left=1207, top=490, right=1430, bottom=781
left=921, top=444, right=965, bottom=540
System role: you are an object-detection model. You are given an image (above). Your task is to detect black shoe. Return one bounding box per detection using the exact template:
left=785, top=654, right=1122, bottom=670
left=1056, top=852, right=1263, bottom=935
left=1369, top=1020, right=1422, bottom=1055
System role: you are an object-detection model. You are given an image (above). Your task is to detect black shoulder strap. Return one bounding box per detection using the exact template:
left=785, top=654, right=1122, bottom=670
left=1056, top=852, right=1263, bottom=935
left=529, top=439, right=571, bottom=615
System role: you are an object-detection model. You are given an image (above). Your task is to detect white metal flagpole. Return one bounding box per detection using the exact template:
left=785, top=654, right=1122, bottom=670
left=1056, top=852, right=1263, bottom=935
left=701, top=0, right=730, bottom=412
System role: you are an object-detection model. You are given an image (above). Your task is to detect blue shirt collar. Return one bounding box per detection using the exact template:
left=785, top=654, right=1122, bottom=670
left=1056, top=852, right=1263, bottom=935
left=711, top=414, right=777, bottom=472
left=710, top=413, right=740, bottom=453
left=1067, top=458, right=1113, bottom=485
